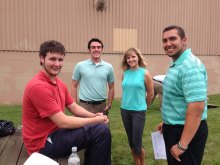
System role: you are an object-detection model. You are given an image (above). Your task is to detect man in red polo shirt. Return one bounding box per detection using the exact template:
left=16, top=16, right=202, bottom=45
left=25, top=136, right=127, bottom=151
left=22, top=40, right=111, bottom=165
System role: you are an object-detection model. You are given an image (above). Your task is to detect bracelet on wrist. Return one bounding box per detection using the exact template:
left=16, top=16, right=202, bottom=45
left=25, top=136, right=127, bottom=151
left=177, top=141, right=188, bottom=151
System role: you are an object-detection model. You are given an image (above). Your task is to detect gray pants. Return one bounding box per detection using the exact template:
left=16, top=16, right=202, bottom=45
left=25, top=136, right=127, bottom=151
left=121, top=109, right=146, bottom=155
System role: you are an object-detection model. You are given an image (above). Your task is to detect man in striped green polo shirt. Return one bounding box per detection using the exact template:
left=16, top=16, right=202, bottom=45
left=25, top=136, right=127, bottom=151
left=157, top=25, right=208, bottom=165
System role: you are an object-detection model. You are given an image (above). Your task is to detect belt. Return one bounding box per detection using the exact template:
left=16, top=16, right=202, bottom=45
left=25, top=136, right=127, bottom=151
left=163, top=120, right=206, bottom=128
left=80, top=99, right=106, bottom=105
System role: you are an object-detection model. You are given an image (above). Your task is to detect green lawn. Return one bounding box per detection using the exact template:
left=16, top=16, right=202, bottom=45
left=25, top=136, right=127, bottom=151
left=0, top=94, right=220, bottom=165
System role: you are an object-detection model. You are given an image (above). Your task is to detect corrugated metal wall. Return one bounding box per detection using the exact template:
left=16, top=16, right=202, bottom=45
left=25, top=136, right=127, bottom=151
left=0, top=0, right=220, bottom=104
left=1, top=0, right=220, bottom=55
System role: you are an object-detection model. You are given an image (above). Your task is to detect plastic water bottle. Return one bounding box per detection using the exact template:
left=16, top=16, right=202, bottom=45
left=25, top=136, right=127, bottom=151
left=68, top=147, right=80, bottom=165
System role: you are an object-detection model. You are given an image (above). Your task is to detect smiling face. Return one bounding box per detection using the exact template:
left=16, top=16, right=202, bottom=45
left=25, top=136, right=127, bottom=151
left=126, top=51, right=139, bottom=69
left=88, top=41, right=103, bottom=63
left=162, top=29, right=187, bottom=61
left=40, top=52, right=64, bottom=80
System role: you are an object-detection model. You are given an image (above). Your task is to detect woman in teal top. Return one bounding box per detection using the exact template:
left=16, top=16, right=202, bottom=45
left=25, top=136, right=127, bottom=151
left=121, top=48, right=154, bottom=165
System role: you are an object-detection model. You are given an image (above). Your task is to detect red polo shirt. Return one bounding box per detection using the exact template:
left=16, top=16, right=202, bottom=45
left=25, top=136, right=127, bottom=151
left=22, top=71, right=73, bottom=155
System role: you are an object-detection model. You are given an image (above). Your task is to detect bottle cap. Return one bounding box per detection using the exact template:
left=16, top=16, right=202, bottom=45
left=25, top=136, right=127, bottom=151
left=72, top=147, right=77, bottom=152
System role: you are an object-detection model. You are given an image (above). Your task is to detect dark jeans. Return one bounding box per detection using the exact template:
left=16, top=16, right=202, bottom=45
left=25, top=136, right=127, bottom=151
left=163, top=120, right=208, bottom=165
left=39, top=123, right=111, bottom=165
left=121, top=109, right=146, bottom=155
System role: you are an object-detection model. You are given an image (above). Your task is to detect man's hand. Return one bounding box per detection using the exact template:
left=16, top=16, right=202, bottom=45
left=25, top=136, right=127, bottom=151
left=157, top=121, right=164, bottom=133
left=95, top=114, right=109, bottom=124
left=95, top=112, right=104, bottom=116
left=170, top=144, right=184, bottom=162
left=104, top=105, right=111, bottom=111
left=103, top=105, right=111, bottom=115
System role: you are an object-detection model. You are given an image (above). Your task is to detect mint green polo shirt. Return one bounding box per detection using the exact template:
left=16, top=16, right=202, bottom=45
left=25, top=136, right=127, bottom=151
left=72, top=59, right=115, bottom=101
left=162, top=49, right=208, bottom=125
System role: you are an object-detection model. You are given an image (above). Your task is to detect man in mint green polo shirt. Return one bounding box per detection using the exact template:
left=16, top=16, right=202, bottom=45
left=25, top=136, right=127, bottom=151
left=157, top=25, right=208, bottom=165
left=72, top=38, right=115, bottom=115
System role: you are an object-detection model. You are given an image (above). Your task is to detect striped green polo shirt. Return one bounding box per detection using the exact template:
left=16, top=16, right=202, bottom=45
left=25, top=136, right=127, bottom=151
left=162, top=49, right=208, bottom=125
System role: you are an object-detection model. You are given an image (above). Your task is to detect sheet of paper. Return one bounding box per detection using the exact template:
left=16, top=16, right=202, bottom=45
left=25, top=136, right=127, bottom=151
left=151, top=131, right=167, bottom=160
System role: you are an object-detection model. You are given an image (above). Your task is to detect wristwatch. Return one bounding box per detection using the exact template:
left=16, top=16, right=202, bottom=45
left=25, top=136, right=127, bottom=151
left=177, top=141, right=188, bottom=151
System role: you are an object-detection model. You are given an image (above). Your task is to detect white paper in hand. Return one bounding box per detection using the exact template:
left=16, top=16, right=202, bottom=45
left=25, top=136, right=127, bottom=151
left=151, top=131, right=167, bottom=160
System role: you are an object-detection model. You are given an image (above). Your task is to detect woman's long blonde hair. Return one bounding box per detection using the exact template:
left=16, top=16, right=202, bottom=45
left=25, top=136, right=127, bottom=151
left=121, top=47, right=148, bottom=71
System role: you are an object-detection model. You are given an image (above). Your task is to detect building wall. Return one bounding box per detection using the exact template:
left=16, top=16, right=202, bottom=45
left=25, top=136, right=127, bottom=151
left=0, top=0, right=220, bottom=104
left=0, top=51, right=219, bottom=104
